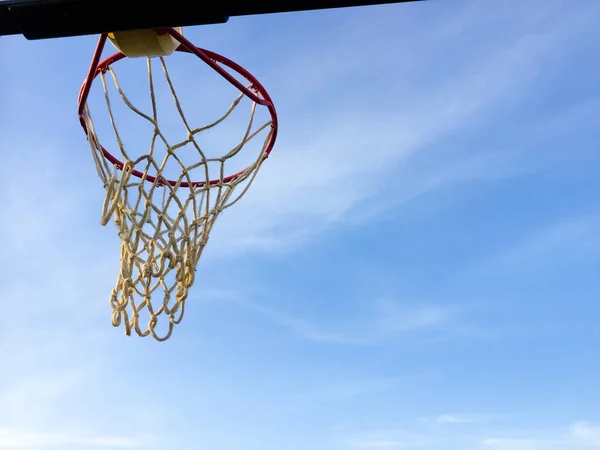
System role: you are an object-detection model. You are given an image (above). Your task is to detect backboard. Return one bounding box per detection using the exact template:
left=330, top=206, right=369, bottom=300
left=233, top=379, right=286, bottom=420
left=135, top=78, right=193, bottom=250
left=0, top=0, right=424, bottom=40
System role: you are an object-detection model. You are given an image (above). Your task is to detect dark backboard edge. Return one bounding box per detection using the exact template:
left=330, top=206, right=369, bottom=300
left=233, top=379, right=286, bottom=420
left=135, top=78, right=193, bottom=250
left=0, top=0, right=424, bottom=40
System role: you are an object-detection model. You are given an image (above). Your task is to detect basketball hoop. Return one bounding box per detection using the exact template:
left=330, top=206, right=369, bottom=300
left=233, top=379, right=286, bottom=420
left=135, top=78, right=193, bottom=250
left=77, top=28, right=278, bottom=341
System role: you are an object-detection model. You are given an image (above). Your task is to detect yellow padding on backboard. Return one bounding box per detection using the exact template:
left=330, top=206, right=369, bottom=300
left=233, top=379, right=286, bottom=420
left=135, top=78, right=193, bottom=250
left=108, top=27, right=183, bottom=58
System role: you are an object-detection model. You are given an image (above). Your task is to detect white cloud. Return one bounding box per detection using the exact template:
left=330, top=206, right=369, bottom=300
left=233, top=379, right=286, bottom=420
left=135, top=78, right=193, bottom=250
left=482, top=421, right=600, bottom=450
left=200, top=2, right=597, bottom=259
left=348, top=439, right=413, bottom=449
left=437, top=415, right=467, bottom=424
left=482, top=438, right=551, bottom=450
left=341, top=421, right=600, bottom=450
left=434, top=414, right=502, bottom=425
left=377, top=300, right=452, bottom=334
left=494, top=215, right=600, bottom=266
left=213, top=291, right=453, bottom=345
left=460, top=214, right=600, bottom=283
left=570, top=421, right=600, bottom=445
left=0, top=144, right=156, bottom=439
left=0, top=428, right=152, bottom=448
left=345, top=429, right=431, bottom=450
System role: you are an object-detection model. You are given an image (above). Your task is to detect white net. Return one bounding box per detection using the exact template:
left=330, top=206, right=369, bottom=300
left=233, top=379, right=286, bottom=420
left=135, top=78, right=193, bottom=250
left=80, top=53, right=275, bottom=341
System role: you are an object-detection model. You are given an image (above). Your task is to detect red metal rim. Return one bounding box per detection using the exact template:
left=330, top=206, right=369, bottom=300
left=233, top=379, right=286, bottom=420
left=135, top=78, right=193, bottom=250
left=77, top=28, right=278, bottom=188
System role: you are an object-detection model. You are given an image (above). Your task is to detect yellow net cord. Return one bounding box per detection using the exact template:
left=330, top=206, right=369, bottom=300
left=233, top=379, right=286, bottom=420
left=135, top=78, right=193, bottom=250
left=81, top=56, right=274, bottom=341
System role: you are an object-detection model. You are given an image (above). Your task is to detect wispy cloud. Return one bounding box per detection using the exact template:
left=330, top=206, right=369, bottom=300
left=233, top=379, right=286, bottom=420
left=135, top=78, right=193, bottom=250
left=290, top=374, right=438, bottom=408
left=483, top=421, right=600, bottom=450
left=201, top=2, right=599, bottom=259
left=492, top=215, right=600, bottom=267
left=341, top=420, right=600, bottom=450
left=436, top=415, right=475, bottom=424
left=458, top=214, right=600, bottom=285
left=348, top=438, right=414, bottom=449
left=0, top=428, right=152, bottom=449
left=432, top=413, right=506, bottom=425
left=273, top=374, right=439, bottom=420
left=345, top=430, right=430, bottom=449
left=212, top=291, right=453, bottom=345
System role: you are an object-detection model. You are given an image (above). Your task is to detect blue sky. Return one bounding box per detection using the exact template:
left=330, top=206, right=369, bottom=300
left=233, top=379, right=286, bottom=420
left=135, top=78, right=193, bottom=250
left=1, top=0, right=599, bottom=449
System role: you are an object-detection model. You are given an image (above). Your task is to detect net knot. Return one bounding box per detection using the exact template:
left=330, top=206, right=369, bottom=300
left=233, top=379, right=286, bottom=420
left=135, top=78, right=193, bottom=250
left=121, top=160, right=135, bottom=173
left=142, top=263, right=154, bottom=277
left=147, top=314, right=158, bottom=332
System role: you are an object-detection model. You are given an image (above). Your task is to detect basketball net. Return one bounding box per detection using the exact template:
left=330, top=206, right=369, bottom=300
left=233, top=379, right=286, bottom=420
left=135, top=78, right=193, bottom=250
left=78, top=30, right=277, bottom=341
